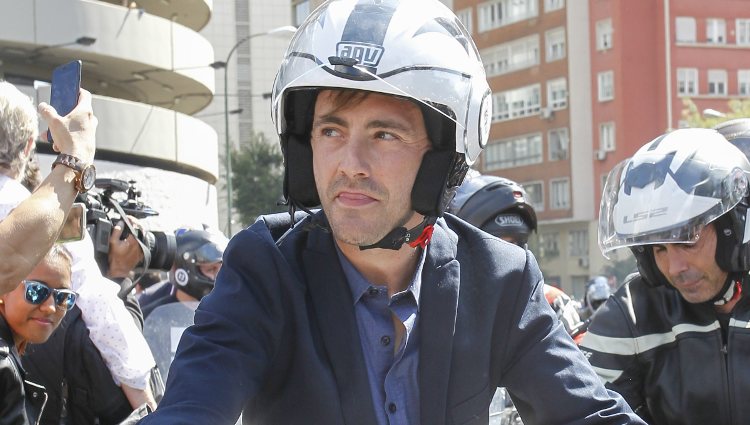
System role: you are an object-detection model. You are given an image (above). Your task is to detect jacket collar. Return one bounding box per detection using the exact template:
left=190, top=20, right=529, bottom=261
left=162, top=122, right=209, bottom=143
left=302, top=213, right=460, bottom=425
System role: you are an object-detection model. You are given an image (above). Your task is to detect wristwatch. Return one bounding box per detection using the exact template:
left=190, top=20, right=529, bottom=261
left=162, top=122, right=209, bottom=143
left=52, top=153, right=97, bottom=193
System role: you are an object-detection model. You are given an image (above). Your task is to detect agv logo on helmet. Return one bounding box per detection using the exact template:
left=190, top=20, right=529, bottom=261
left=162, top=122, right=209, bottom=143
left=336, top=42, right=384, bottom=68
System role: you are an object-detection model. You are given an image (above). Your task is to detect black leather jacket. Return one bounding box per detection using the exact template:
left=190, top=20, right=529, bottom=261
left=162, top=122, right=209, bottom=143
left=0, top=315, right=46, bottom=425
left=580, top=274, right=750, bottom=425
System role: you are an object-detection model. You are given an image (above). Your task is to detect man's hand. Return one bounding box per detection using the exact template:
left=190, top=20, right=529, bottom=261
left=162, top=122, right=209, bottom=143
left=107, top=218, right=145, bottom=279
left=38, top=88, right=97, bottom=163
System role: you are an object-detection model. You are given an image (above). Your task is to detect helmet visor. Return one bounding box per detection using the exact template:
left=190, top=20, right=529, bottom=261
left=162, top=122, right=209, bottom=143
left=599, top=154, right=750, bottom=257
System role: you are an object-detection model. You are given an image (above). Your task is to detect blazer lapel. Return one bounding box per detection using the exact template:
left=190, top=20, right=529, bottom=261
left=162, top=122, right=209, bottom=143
left=303, top=227, right=379, bottom=425
left=419, top=222, right=460, bottom=425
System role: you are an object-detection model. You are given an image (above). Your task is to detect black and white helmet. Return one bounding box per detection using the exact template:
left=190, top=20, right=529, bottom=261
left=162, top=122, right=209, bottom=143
left=599, top=128, right=750, bottom=287
left=172, top=229, right=228, bottom=300
left=447, top=171, right=537, bottom=246
left=271, top=0, right=491, bottom=220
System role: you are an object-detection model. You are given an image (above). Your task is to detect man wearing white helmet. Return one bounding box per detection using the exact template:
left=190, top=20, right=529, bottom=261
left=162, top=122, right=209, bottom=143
left=142, top=1, right=643, bottom=424
left=580, top=128, right=750, bottom=424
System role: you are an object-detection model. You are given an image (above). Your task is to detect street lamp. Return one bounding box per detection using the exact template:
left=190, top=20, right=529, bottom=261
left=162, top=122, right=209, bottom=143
left=212, top=25, right=296, bottom=235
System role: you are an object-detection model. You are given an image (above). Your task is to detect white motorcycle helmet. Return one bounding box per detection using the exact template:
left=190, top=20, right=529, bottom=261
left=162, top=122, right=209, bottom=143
left=271, top=0, right=491, bottom=229
left=599, top=128, right=750, bottom=287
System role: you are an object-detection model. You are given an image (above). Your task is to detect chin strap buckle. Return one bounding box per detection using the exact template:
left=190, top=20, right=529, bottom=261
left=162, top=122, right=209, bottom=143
left=407, top=224, right=434, bottom=249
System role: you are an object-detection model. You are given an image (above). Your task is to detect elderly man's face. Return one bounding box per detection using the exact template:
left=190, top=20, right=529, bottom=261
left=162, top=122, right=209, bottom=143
left=310, top=90, right=431, bottom=247
left=652, top=223, right=729, bottom=304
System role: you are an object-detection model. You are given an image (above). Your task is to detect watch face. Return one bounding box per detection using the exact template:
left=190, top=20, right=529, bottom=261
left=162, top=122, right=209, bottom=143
left=81, top=165, right=97, bottom=191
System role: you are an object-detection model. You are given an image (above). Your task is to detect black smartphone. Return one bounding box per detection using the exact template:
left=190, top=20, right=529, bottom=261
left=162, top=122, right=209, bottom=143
left=57, top=202, right=87, bottom=243
left=47, top=60, right=82, bottom=142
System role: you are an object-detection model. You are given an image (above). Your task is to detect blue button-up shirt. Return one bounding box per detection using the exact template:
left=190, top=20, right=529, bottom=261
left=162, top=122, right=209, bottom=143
left=337, top=247, right=426, bottom=425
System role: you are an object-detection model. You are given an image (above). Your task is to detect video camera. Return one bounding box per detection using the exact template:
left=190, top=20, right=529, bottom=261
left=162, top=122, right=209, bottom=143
left=77, top=178, right=176, bottom=274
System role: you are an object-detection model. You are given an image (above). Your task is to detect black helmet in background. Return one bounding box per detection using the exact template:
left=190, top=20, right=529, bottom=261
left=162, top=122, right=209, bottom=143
left=714, top=118, right=750, bottom=159
left=447, top=171, right=538, bottom=246
left=171, top=229, right=229, bottom=300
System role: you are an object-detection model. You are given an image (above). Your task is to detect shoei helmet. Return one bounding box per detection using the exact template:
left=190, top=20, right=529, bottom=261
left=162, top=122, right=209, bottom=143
left=447, top=171, right=537, bottom=246
left=584, top=276, right=611, bottom=315
left=599, top=128, right=750, bottom=287
left=715, top=118, right=750, bottom=159
left=172, top=229, right=229, bottom=300
left=271, top=0, right=492, bottom=219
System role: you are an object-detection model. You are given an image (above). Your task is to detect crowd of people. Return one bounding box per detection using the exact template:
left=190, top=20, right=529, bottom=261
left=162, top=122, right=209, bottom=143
left=2, top=0, right=750, bottom=424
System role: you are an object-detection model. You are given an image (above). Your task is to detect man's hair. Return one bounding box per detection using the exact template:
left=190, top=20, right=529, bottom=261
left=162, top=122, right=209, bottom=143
left=0, top=81, right=38, bottom=177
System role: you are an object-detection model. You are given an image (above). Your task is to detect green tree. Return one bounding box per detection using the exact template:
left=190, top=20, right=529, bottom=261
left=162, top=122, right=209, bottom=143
left=231, top=132, right=286, bottom=226
left=682, top=98, right=750, bottom=128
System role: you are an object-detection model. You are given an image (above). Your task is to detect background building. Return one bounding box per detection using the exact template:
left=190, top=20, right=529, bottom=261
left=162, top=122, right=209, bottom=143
left=0, top=0, right=220, bottom=233
left=454, top=0, right=750, bottom=297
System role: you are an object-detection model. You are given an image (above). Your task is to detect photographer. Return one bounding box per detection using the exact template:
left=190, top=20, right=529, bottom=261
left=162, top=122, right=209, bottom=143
left=0, top=81, right=157, bottom=413
left=0, top=81, right=95, bottom=293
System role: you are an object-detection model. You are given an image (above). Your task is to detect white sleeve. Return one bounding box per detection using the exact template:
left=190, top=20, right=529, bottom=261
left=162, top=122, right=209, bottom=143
left=65, top=234, right=157, bottom=389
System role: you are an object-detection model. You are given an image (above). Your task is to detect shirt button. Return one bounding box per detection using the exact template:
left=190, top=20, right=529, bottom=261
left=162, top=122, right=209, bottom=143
left=388, top=403, right=397, bottom=413
left=380, top=335, right=391, bottom=346
left=368, top=287, right=379, bottom=297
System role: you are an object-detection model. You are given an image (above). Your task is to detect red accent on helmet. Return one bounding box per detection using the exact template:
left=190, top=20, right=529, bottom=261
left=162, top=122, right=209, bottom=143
left=408, top=224, right=435, bottom=249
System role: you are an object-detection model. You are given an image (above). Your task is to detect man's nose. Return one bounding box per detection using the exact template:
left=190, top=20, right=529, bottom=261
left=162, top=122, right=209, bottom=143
left=38, top=295, right=58, bottom=314
left=663, top=246, right=689, bottom=276
left=338, top=132, right=370, bottom=177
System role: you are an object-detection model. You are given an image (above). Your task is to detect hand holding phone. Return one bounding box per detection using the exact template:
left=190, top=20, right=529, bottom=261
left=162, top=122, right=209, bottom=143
left=47, top=60, right=82, bottom=143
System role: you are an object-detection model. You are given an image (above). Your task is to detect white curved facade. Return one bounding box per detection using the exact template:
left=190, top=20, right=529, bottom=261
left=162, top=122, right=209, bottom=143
left=0, top=0, right=220, bottom=232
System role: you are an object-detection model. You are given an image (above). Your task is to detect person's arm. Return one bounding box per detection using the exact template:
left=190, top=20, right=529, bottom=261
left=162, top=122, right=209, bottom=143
left=579, top=285, right=652, bottom=421
left=140, top=225, right=284, bottom=424
left=498, top=250, right=645, bottom=424
left=0, top=89, right=96, bottom=294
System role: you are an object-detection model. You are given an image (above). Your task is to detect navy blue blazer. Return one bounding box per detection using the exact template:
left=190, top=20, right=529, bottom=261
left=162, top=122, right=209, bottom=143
left=141, top=213, right=643, bottom=425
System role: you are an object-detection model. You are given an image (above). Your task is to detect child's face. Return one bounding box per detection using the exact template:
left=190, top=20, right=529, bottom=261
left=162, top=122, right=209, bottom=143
left=0, top=257, right=72, bottom=346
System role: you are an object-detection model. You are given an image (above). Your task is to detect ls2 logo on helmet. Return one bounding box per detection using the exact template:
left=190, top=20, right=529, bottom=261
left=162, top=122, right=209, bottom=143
left=336, top=42, right=384, bottom=68
left=175, top=268, right=189, bottom=286
left=622, top=207, right=668, bottom=224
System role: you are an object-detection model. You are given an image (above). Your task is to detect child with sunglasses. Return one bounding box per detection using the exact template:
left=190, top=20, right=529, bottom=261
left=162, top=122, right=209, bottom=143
left=0, top=245, right=77, bottom=424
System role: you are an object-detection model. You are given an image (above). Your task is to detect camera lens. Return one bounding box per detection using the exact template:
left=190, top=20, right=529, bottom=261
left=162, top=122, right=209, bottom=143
left=141, top=231, right=177, bottom=271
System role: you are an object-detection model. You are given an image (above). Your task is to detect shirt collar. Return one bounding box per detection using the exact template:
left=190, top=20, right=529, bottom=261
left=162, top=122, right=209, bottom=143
left=336, top=244, right=426, bottom=309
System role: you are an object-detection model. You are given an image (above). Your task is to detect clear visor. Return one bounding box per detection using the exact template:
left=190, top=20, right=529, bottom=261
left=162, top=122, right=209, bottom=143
left=599, top=154, right=749, bottom=257
left=271, top=0, right=486, bottom=158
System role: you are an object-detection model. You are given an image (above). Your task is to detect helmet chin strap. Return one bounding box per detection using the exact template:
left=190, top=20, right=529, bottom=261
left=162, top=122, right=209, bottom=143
left=359, top=216, right=437, bottom=251
left=709, top=273, right=744, bottom=306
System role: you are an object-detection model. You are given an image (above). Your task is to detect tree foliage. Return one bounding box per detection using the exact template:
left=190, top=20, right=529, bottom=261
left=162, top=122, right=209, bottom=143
left=231, top=132, right=286, bottom=227
left=682, top=98, right=750, bottom=128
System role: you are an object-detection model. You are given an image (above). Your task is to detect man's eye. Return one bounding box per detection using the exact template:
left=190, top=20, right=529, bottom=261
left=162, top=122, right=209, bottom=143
left=375, top=131, right=398, bottom=141
left=321, top=128, right=340, bottom=137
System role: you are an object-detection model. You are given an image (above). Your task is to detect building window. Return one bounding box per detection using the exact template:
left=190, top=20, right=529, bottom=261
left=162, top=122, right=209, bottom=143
left=548, top=128, right=569, bottom=161
left=600, top=122, right=616, bottom=152
left=547, top=78, right=567, bottom=110
left=545, top=27, right=566, bottom=62
left=677, top=68, right=699, bottom=96
left=708, top=69, right=727, bottom=95
left=482, top=35, right=539, bottom=77
left=484, top=133, right=543, bottom=170
left=544, top=0, right=564, bottom=12
left=456, top=8, right=473, bottom=35
left=675, top=17, right=696, bottom=43
left=550, top=178, right=570, bottom=210
left=477, top=0, right=538, bottom=33
left=569, top=229, right=589, bottom=257
left=737, top=19, right=750, bottom=45
left=492, top=84, right=541, bottom=122
left=522, top=181, right=544, bottom=212
left=539, top=232, right=559, bottom=257
left=706, top=18, right=726, bottom=44
left=596, top=19, right=613, bottom=50
left=293, top=0, right=310, bottom=27
left=597, top=71, right=614, bottom=102
left=739, top=70, right=750, bottom=96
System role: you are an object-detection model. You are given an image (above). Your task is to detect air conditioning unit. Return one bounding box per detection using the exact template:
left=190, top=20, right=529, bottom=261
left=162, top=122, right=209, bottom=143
left=578, top=257, right=590, bottom=268
left=595, top=149, right=607, bottom=161
left=540, top=107, right=554, bottom=120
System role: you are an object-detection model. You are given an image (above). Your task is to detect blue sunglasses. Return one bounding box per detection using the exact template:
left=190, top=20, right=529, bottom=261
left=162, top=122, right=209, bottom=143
left=23, top=280, right=78, bottom=310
